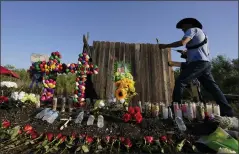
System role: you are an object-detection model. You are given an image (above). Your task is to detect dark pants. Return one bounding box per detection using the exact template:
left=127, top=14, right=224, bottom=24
left=172, top=61, right=234, bottom=117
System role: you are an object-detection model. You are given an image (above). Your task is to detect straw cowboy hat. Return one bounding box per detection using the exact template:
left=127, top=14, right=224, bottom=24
left=176, top=18, right=203, bottom=29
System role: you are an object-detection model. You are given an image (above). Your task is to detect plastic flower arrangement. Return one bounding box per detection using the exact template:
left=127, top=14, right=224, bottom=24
left=11, top=91, right=38, bottom=104
left=113, top=62, right=137, bottom=108
left=0, top=81, right=18, bottom=88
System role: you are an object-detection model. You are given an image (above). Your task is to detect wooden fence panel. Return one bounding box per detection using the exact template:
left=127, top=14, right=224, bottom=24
left=91, top=41, right=174, bottom=105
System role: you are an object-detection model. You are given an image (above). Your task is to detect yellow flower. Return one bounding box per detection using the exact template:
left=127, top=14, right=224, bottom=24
left=115, top=88, right=127, bottom=100
left=129, top=84, right=135, bottom=92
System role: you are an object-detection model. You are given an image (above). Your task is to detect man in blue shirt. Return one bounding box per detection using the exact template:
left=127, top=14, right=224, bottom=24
left=158, top=18, right=234, bottom=117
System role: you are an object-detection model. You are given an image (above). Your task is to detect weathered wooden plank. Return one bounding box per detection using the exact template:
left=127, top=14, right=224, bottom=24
left=120, top=42, right=125, bottom=61
left=156, top=45, right=163, bottom=102
left=139, top=44, right=145, bottom=103
left=134, top=43, right=141, bottom=106
left=168, top=61, right=181, bottom=67
left=146, top=44, right=151, bottom=102
left=162, top=49, right=169, bottom=104
left=99, top=42, right=106, bottom=99
left=92, top=41, right=100, bottom=93
left=150, top=44, right=156, bottom=102
left=143, top=44, right=149, bottom=102
left=115, top=42, right=120, bottom=61
left=167, top=49, right=174, bottom=103
left=129, top=43, right=136, bottom=106
left=105, top=42, right=111, bottom=99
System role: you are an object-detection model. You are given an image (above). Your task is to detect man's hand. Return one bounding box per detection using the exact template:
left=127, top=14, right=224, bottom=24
left=176, top=50, right=187, bottom=54
left=158, top=44, right=168, bottom=49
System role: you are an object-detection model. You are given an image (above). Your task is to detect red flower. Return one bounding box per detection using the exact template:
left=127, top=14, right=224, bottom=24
left=79, top=134, right=86, bottom=139
left=2, top=120, right=10, bottom=128
left=160, top=136, right=167, bottom=142
left=119, top=137, right=125, bottom=143
left=111, top=136, right=117, bottom=142
left=3, top=97, right=8, bottom=102
left=105, top=136, right=110, bottom=143
left=124, top=138, right=132, bottom=148
left=0, top=96, right=8, bottom=103
left=30, top=131, right=38, bottom=139
left=59, top=136, right=67, bottom=143
left=128, top=107, right=135, bottom=115
left=123, top=113, right=131, bottom=122
left=71, top=132, right=76, bottom=140
left=144, top=136, right=154, bottom=144
left=134, top=106, right=141, bottom=113
left=134, top=112, right=143, bottom=123
left=18, top=129, right=22, bottom=134
left=24, top=124, right=33, bottom=133
left=56, top=133, right=62, bottom=140
left=46, top=133, right=54, bottom=141
left=204, top=112, right=209, bottom=118
left=86, top=136, right=94, bottom=144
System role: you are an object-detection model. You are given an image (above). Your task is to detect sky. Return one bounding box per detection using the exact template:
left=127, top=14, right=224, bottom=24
left=1, top=1, right=238, bottom=69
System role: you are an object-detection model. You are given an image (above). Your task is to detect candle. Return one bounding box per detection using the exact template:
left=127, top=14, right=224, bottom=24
left=173, top=102, right=179, bottom=115
left=187, top=103, right=194, bottom=120
left=138, top=101, right=142, bottom=113
left=68, top=97, right=73, bottom=112
left=176, top=108, right=183, bottom=119
left=146, top=102, right=152, bottom=117
left=206, top=103, right=213, bottom=115
left=213, top=104, right=220, bottom=116
left=152, top=103, right=159, bottom=117
left=52, top=97, right=58, bottom=111
left=192, top=102, right=196, bottom=119
left=168, top=107, right=173, bottom=119
left=61, top=97, right=66, bottom=112
left=163, top=106, right=168, bottom=119
left=200, top=103, right=205, bottom=120
left=181, top=103, right=188, bottom=118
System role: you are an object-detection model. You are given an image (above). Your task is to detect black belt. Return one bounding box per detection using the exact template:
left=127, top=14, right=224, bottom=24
left=186, top=37, right=208, bottom=50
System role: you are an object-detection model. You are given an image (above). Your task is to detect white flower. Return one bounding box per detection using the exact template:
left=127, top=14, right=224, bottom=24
left=18, top=91, right=26, bottom=100
left=120, top=99, right=125, bottom=104
left=98, top=100, right=105, bottom=108
left=0, top=81, right=18, bottom=88
left=217, top=147, right=236, bottom=154
left=11, top=92, right=19, bottom=101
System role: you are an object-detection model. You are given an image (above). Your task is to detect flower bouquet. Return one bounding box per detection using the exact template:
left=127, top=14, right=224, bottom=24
left=0, top=81, right=18, bottom=96
left=113, top=62, right=137, bottom=110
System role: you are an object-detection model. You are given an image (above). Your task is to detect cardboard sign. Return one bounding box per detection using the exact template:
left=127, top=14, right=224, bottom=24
left=31, top=53, right=49, bottom=63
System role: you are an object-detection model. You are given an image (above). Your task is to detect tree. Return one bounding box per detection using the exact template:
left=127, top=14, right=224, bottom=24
left=4, top=64, right=16, bottom=70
